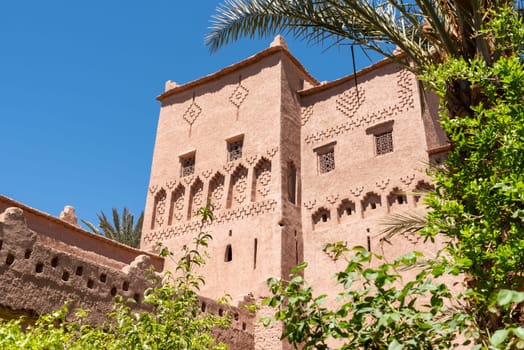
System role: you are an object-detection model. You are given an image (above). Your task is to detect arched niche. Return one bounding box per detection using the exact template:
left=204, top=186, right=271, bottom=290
left=188, top=178, right=204, bottom=219
left=312, top=207, right=331, bottom=230
left=208, top=172, right=225, bottom=210
left=168, top=184, right=185, bottom=225
left=252, top=157, right=271, bottom=202
left=227, top=164, right=248, bottom=209
left=337, top=199, right=356, bottom=223
left=361, top=192, right=382, bottom=218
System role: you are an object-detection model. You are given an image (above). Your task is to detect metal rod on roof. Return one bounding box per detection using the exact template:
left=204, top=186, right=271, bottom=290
left=351, top=45, right=360, bottom=103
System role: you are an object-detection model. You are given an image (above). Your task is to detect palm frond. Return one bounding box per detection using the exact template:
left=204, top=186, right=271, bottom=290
left=208, top=0, right=519, bottom=70
left=378, top=210, right=428, bottom=240
left=85, top=208, right=143, bottom=248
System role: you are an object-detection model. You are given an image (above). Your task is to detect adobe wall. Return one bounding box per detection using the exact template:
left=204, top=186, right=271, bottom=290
left=0, top=206, right=157, bottom=323
left=0, top=195, right=164, bottom=271
left=298, top=60, right=445, bottom=297
left=142, top=48, right=317, bottom=301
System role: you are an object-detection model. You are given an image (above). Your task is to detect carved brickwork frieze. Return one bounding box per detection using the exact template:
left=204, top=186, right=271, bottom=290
left=183, top=100, right=202, bottom=127
left=143, top=199, right=277, bottom=244
left=229, top=82, right=249, bottom=108
left=209, top=173, right=225, bottom=209
left=229, top=166, right=248, bottom=207
left=305, top=69, right=415, bottom=145
left=336, top=86, right=365, bottom=118
left=169, top=185, right=185, bottom=223
left=305, top=174, right=431, bottom=229
left=154, top=189, right=167, bottom=228
left=301, top=104, right=314, bottom=126
left=254, top=158, right=271, bottom=199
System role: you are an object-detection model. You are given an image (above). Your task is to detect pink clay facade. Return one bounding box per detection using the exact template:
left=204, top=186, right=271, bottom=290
left=141, top=37, right=448, bottom=348
left=0, top=36, right=449, bottom=350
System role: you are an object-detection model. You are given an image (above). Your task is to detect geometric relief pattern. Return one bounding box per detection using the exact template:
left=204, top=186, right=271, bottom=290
left=209, top=172, right=225, bottom=209
left=228, top=165, right=248, bottom=209
left=142, top=199, right=277, bottom=244
left=336, top=86, right=365, bottom=118
left=188, top=178, right=204, bottom=219
left=168, top=184, right=185, bottom=224
left=229, top=83, right=249, bottom=108
left=153, top=188, right=167, bottom=229
left=183, top=100, right=202, bottom=126
left=301, top=105, right=314, bottom=126
left=305, top=69, right=415, bottom=145
left=253, top=158, right=271, bottom=201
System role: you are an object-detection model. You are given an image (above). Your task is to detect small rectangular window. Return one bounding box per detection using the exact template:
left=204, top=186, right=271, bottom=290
left=375, top=131, right=393, bottom=155
left=314, top=142, right=336, bottom=175
left=227, top=139, right=243, bottom=161
left=318, top=149, right=335, bottom=173
left=180, top=155, right=195, bottom=177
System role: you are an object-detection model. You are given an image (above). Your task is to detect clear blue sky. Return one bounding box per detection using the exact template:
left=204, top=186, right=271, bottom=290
left=0, top=1, right=382, bottom=230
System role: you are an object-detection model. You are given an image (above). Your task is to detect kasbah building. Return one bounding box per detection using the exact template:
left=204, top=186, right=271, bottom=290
left=0, top=36, right=449, bottom=349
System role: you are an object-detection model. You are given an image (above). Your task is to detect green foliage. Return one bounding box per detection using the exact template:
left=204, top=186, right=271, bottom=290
left=0, top=208, right=229, bottom=349
left=421, top=7, right=524, bottom=345
left=258, top=6, right=524, bottom=350
left=263, top=245, right=468, bottom=349
left=82, top=208, right=143, bottom=248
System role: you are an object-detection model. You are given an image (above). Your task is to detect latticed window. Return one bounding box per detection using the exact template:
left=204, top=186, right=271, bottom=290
left=181, top=156, right=195, bottom=177
left=375, top=131, right=393, bottom=155
left=228, top=140, right=243, bottom=161
left=318, top=149, right=335, bottom=174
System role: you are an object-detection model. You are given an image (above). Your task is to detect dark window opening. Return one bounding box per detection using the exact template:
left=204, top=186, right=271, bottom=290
left=76, top=266, right=83, bottom=276
left=201, top=302, right=207, bottom=312
left=288, top=162, right=297, bottom=204
left=62, top=271, right=70, bottom=281
left=295, top=241, right=299, bottom=265
left=218, top=308, right=224, bottom=317
left=345, top=208, right=352, bottom=215
left=227, top=139, right=244, bottom=161
left=0, top=240, right=3, bottom=250
left=181, top=156, right=195, bottom=177
left=242, top=322, right=247, bottom=331
left=51, top=257, right=59, bottom=267
left=100, top=273, right=107, bottom=283
left=234, top=313, right=239, bottom=321
left=24, top=249, right=32, bottom=259
left=370, top=202, right=377, bottom=210
left=321, top=214, right=328, bottom=222
left=5, top=254, right=14, bottom=266
left=225, top=244, right=233, bottom=262
left=123, top=281, right=129, bottom=291
left=367, top=236, right=371, bottom=252
left=35, top=262, right=44, bottom=273
left=110, top=287, right=117, bottom=297
left=87, top=279, right=94, bottom=289
left=253, top=239, right=258, bottom=269
left=133, top=293, right=140, bottom=303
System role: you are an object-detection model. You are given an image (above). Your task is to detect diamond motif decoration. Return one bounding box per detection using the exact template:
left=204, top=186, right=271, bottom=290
left=229, top=84, right=249, bottom=108
left=183, top=101, right=202, bottom=126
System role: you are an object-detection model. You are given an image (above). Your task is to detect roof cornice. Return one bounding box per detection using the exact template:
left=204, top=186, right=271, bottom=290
left=157, top=46, right=319, bottom=102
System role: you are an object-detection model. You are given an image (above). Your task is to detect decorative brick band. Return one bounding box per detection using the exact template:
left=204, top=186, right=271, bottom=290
left=305, top=69, right=415, bottom=145
left=143, top=199, right=277, bottom=244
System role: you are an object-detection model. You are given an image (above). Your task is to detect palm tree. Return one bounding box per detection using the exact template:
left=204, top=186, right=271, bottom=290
left=81, top=208, right=143, bottom=248
left=207, top=0, right=519, bottom=117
